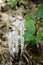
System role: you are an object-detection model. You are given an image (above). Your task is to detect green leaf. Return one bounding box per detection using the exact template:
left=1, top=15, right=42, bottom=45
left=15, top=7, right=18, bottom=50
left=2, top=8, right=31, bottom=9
left=24, top=13, right=35, bottom=21
left=37, top=4, right=43, bottom=19
left=24, top=13, right=36, bottom=42
left=25, top=20, right=35, bottom=26
left=36, top=36, right=42, bottom=42
left=24, top=32, right=35, bottom=41
left=39, top=30, right=43, bottom=37
left=36, top=30, right=43, bottom=42
left=25, top=20, right=36, bottom=34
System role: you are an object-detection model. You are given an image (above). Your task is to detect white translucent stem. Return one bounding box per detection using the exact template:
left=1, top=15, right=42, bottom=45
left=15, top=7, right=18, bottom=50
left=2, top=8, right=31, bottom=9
left=8, top=32, right=14, bottom=56
left=15, top=30, right=18, bottom=53
left=13, top=26, right=19, bottom=53
left=12, top=31, right=16, bottom=53
left=19, top=21, right=24, bottom=55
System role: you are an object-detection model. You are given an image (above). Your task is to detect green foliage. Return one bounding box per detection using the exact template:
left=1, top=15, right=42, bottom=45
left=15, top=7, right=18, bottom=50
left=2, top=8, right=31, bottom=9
left=24, top=31, right=35, bottom=41
left=37, top=4, right=43, bottom=19
left=24, top=13, right=36, bottom=43
left=24, top=13, right=35, bottom=21
left=8, top=0, right=20, bottom=7
left=37, top=4, right=43, bottom=42
left=24, top=12, right=43, bottom=45
left=41, top=18, right=43, bottom=22
left=36, top=30, right=43, bottom=42
left=25, top=20, right=35, bottom=34
left=39, top=30, right=43, bottom=37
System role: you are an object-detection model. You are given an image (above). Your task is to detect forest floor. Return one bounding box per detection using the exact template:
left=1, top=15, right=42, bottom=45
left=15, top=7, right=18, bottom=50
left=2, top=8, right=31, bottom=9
left=0, top=0, right=43, bottom=65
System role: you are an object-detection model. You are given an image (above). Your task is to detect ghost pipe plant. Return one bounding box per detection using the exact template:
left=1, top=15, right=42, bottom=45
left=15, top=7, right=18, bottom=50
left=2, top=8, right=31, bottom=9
left=7, top=15, right=25, bottom=57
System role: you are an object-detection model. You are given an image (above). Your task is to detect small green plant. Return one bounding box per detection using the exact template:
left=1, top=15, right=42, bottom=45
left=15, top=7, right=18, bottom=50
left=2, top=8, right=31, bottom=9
left=24, top=13, right=36, bottom=44
left=24, top=8, right=43, bottom=45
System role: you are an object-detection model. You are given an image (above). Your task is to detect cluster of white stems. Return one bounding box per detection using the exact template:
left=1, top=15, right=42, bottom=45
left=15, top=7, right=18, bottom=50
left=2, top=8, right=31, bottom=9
left=7, top=15, right=25, bottom=57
